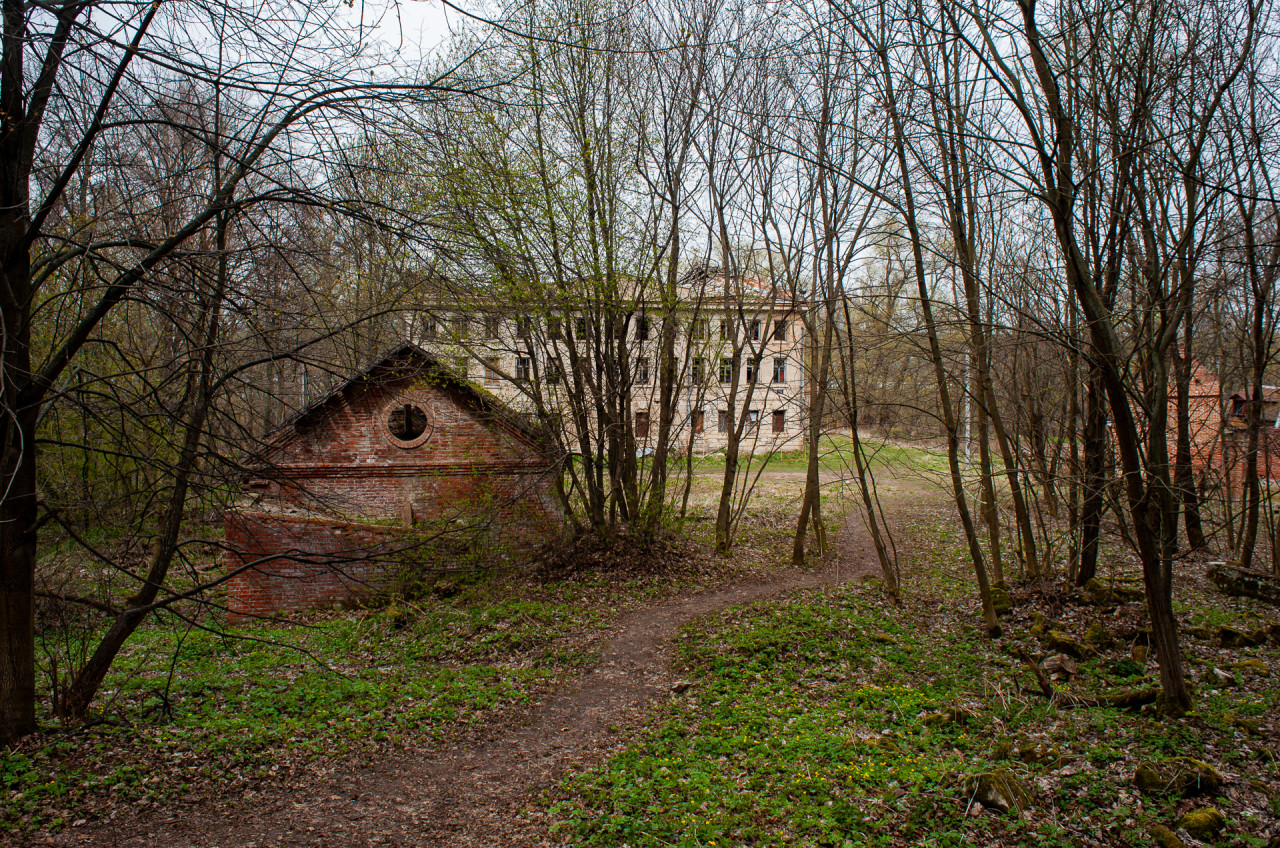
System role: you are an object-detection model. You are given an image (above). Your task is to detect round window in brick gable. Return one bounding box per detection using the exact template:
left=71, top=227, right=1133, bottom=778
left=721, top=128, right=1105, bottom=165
left=385, top=401, right=432, bottom=448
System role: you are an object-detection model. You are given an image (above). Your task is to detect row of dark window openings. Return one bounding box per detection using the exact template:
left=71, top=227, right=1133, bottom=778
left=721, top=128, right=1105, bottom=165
left=422, top=314, right=790, bottom=344
left=462, top=355, right=789, bottom=386
left=634, top=409, right=786, bottom=438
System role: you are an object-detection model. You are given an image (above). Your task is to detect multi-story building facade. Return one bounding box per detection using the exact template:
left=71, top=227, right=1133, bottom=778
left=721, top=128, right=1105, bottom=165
left=411, top=277, right=809, bottom=455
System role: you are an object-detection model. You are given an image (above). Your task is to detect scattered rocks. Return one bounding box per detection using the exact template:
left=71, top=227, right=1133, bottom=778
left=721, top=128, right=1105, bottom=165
left=1085, top=622, right=1114, bottom=649
left=1217, top=625, right=1268, bottom=649
left=1150, top=823, right=1186, bottom=848
left=922, top=706, right=976, bottom=728
left=1042, top=653, right=1080, bottom=681
left=1084, top=578, right=1111, bottom=604
left=1230, top=658, right=1270, bottom=677
left=1133, top=758, right=1224, bottom=797
left=1178, top=807, right=1226, bottom=840
left=1014, top=737, right=1063, bottom=766
left=1227, top=713, right=1261, bottom=733
left=964, top=769, right=1032, bottom=815
left=1084, top=577, right=1144, bottom=604
left=1204, top=667, right=1236, bottom=686
left=1207, top=560, right=1280, bottom=606
left=1047, top=630, right=1096, bottom=660
left=994, top=735, right=1061, bottom=765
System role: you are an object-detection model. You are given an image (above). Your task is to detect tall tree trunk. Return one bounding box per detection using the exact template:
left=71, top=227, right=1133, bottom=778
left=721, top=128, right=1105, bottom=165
left=643, top=221, right=682, bottom=536
left=877, top=39, right=999, bottom=636
left=793, top=300, right=833, bottom=565
left=0, top=0, right=36, bottom=742
left=1016, top=2, right=1190, bottom=712
left=839, top=298, right=899, bottom=600
left=1076, top=369, right=1108, bottom=586
left=1172, top=335, right=1205, bottom=550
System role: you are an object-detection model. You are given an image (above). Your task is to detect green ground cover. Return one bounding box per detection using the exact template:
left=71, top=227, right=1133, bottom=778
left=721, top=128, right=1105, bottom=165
left=548, top=517, right=1280, bottom=848
left=1, top=567, right=703, bottom=838
left=682, top=434, right=948, bottom=478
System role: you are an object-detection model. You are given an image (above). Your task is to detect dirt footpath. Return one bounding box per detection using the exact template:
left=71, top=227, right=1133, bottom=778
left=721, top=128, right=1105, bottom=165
left=62, top=518, right=884, bottom=848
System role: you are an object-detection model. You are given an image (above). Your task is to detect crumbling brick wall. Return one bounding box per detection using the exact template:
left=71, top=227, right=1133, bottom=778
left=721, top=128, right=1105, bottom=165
left=225, top=354, right=563, bottom=621
left=225, top=513, right=401, bottom=622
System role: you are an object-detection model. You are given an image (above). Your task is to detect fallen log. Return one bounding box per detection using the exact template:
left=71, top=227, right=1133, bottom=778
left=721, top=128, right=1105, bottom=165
left=1207, top=561, right=1280, bottom=607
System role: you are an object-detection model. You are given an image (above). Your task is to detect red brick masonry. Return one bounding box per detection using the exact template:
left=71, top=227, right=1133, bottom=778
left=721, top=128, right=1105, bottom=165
left=225, top=345, right=562, bottom=622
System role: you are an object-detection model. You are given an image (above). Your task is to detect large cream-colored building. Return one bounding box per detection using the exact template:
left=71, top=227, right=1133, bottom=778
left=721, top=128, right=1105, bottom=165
left=412, top=278, right=809, bottom=455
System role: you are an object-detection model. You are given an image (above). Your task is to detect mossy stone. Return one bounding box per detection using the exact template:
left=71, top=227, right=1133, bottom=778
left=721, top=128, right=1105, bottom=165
left=1150, top=824, right=1186, bottom=848
left=1230, top=658, right=1269, bottom=676
left=1218, top=625, right=1265, bottom=648
left=1015, top=737, right=1061, bottom=765
left=1131, top=644, right=1149, bottom=664
left=1083, top=577, right=1112, bottom=603
left=1227, top=712, right=1261, bottom=733
left=1133, top=758, right=1223, bottom=797
left=1048, top=630, right=1096, bottom=660
left=922, top=706, right=975, bottom=728
left=1085, top=622, right=1114, bottom=648
left=964, top=768, right=1032, bottom=815
left=1177, top=807, right=1225, bottom=840
left=991, top=586, right=1013, bottom=616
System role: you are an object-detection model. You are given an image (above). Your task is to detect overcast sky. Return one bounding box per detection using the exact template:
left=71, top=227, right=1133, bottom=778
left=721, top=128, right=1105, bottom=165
left=341, top=0, right=462, bottom=68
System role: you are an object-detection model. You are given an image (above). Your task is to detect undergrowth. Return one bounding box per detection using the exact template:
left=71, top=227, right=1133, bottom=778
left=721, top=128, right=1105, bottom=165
left=549, top=516, right=1280, bottom=847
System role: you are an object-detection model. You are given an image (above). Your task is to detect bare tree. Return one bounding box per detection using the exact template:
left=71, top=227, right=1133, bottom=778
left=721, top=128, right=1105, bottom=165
left=1, top=0, right=470, bottom=744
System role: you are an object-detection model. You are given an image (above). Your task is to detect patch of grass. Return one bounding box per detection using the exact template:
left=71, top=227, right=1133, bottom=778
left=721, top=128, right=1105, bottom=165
left=2, top=556, right=730, bottom=840
left=548, top=512, right=1280, bottom=847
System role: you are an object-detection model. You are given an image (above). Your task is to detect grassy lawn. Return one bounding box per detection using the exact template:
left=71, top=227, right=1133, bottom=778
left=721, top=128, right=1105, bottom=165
left=681, top=433, right=949, bottom=478
left=546, top=513, right=1280, bottom=847
left=1, top=550, right=746, bottom=840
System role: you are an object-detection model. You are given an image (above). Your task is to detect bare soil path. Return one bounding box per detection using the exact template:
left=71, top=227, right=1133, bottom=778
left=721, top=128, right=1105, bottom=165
left=61, top=550, right=881, bottom=848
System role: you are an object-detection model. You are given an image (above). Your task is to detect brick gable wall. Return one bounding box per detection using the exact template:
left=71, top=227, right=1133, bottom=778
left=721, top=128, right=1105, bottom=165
left=226, top=365, right=562, bottom=621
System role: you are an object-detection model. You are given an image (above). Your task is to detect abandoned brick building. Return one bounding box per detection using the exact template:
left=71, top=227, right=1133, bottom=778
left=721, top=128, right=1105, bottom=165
left=225, top=344, right=563, bottom=621
left=1162, top=361, right=1280, bottom=487
left=1223, top=385, right=1280, bottom=482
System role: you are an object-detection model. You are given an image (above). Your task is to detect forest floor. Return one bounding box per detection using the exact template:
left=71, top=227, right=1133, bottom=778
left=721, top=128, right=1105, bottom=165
left=6, top=455, right=1280, bottom=847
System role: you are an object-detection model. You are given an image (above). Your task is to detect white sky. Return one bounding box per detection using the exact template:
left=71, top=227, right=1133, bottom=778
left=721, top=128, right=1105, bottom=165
left=341, top=0, right=463, bottom=67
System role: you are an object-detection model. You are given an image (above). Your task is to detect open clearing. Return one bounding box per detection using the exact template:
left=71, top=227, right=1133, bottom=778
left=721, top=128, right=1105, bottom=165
left=7, top=456, right=1280, bottom=847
